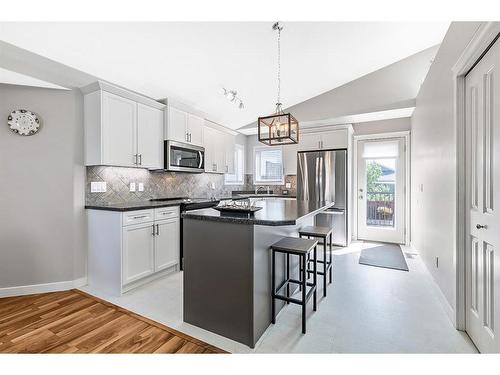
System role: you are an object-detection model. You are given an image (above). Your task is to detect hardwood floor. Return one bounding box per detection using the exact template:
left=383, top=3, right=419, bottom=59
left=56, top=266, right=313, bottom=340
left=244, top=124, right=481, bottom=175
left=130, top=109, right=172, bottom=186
left=0, top=289, right=226, bottom=354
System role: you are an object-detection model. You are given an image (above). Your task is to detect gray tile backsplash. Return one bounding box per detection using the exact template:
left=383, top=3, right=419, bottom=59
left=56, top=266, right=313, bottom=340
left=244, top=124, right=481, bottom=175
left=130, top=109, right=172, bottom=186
left=85, top=166, right=296, bottom=205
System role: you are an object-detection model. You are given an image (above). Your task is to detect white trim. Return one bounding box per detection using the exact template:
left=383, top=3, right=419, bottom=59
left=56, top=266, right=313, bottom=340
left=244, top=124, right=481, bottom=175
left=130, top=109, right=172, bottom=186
left=353, top=131, right=411, bottom=245
left=453, top=21, right=500, bottom=331
left=0, top=277, right=88, bottom=298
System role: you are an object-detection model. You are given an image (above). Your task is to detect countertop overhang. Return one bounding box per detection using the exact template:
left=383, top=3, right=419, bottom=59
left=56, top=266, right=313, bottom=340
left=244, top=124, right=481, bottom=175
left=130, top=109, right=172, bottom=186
left=182, top=199, right=334, bottom=226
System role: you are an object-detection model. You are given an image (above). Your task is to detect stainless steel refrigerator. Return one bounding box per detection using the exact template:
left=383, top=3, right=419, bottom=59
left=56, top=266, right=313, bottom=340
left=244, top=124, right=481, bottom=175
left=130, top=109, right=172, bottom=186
left=297, top=149, right=348, bottom=246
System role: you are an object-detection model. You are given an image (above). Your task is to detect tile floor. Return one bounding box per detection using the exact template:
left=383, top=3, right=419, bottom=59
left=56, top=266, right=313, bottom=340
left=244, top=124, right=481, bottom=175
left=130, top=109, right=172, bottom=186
left=80, top=241, right=477, bottom=353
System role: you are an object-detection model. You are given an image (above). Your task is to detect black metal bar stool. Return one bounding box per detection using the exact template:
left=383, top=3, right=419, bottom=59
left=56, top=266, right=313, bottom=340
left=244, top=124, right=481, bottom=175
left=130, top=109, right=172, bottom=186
left=270, top=237, right=318, bottom=334
left=299, top=226, right=333, bottom=297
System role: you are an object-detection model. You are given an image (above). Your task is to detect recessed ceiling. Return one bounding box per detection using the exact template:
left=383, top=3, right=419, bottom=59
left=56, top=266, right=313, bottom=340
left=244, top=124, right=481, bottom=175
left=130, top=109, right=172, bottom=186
left=0, top=22, right=449, bottom=129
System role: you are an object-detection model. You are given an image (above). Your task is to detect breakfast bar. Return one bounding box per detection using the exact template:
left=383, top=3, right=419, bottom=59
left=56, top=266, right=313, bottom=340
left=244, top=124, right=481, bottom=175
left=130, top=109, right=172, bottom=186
left=182, top=199, right=334, bottom=348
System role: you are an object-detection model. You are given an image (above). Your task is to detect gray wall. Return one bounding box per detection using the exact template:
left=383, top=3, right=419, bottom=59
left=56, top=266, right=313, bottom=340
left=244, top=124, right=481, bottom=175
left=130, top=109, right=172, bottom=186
left=410, top=22, right=481, bottom=313
left=352, top=117, right=411, bottom=135
left=0, top=83, right=86, bottom=288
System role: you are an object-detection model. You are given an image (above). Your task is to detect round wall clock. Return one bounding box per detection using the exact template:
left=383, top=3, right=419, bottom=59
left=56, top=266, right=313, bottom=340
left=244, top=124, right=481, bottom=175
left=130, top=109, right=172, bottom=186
left=8, top=109, right=41, bottom=136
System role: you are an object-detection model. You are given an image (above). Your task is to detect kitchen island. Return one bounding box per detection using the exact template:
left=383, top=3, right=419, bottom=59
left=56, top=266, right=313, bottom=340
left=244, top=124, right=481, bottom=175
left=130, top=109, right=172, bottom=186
left=182, top=199, right=334, bottom=348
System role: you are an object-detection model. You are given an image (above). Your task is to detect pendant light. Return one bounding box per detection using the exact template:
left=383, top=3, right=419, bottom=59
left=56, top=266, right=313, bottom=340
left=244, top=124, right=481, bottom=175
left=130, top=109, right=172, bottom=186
left=258, top=22, right=299, bottom=146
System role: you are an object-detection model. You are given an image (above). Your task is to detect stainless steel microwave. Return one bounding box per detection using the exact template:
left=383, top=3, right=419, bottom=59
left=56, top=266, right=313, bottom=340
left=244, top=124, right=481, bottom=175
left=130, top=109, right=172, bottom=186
left=164, top=140, right=205, bottom=173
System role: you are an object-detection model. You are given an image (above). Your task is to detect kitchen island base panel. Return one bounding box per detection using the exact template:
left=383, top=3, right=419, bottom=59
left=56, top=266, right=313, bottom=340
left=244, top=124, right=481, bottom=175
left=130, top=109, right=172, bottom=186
left=183, top=215, right=314, bottom=348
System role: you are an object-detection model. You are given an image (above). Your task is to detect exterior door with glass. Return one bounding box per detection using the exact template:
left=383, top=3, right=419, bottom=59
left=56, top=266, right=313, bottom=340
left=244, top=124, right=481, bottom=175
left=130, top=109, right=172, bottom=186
left=357, top=138, right=406, bottom=244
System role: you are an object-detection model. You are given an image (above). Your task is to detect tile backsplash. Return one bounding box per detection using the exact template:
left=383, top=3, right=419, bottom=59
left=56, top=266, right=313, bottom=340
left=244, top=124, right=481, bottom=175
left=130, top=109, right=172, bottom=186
left=85, top=166, right=296, bottom=205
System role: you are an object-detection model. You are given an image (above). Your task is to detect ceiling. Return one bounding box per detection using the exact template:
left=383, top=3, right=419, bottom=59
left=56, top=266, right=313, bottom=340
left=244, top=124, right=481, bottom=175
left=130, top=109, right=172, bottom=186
left=0, top=67, right=68, bottom=90
left=0, top=22, right=449, bottom=129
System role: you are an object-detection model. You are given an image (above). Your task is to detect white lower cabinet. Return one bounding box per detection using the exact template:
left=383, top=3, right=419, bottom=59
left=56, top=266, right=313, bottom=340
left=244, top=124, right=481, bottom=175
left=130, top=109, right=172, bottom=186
left=122, top=222, right=155, bottom=284
left=154, top=218, right=180, bottom=272
left=88, top=206, right=180, bottom=295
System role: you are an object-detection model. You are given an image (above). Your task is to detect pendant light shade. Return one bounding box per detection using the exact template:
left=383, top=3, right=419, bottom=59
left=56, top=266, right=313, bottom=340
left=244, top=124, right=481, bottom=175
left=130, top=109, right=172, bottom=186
left=258, top=22, right=299, bottom=146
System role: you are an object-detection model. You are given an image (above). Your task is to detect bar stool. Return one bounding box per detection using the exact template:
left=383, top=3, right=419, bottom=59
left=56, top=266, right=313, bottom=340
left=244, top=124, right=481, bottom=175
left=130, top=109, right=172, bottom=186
left=270, top=237, right=318, bottom=334
left=299, top=226, right=333, bottom=297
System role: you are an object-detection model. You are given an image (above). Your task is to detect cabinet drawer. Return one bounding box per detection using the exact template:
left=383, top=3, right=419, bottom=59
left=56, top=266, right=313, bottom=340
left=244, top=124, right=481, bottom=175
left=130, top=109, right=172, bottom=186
left=122, top=209, right=154, bottom=226
left=154, top=206, right=180, bottom=220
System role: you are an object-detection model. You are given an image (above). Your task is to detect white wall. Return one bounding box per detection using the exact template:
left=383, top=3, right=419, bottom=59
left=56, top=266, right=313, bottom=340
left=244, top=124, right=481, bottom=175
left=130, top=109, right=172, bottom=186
left=0, top=84, right=86, bottom=292
left=411, top=22, right=481, bottom=316
left=352, top=117, right=411, bottom=135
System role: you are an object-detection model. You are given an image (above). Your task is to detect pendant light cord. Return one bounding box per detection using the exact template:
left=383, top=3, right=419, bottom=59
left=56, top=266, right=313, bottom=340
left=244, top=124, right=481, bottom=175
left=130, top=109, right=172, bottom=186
left=273, top=22, right=283, bottom=113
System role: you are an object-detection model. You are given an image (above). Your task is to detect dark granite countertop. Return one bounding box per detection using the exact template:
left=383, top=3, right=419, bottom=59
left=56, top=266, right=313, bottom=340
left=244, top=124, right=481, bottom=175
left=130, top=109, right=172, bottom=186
left=85, top=197, right=233, bottom=212
left=233, top=193, right=296, bottom=198
left=182, top=199, right=334, bottom=226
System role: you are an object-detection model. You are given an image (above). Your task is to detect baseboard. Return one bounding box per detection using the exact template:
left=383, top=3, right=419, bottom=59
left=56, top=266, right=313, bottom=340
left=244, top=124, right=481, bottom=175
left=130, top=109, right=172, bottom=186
left=0, top=277, right=88, bottom=298
left=410, top=242, right=457, bottom=327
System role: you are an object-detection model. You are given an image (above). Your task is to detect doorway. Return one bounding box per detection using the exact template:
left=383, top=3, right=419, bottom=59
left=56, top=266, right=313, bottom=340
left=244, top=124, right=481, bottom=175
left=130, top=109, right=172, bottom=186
left=355, top=136, right=407, bottom=244
left=464, top=33, right=500, bottom=353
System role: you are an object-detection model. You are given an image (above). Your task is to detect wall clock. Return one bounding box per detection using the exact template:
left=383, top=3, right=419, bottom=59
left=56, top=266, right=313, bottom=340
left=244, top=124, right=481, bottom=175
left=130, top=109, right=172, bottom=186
left=8, top=109, right=41, bottom=136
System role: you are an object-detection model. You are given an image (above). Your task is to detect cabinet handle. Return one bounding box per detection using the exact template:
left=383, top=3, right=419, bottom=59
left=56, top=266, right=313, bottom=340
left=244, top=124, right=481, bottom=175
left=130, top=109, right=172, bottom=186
left=132, top=215, right=147, bottom=219
left=156, top=224, right=160, bottom=236
left=189, top=133, right=192, bottom=143
left=134, top=154, right=138, bottom=165
left=138, top=154, right=142, bottom=165
left=152, top=224, right=155, bottom=236
left=186, top=132, right=189, bottom=142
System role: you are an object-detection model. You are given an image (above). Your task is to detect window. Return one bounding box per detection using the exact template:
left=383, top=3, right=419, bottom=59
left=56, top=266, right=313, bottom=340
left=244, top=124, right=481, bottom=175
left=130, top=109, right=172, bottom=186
left=224, top=144, right=245, bottom=185
left=254, top=146, right=284, bottom=185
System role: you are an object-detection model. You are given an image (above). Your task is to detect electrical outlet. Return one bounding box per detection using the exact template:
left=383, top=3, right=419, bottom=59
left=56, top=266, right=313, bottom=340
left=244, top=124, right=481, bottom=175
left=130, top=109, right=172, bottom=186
left=91, top=182, right=100, bottom=193
left=91, top=182, right=106, bottom=193
left=130, top=182, right=136, bottom=192
left=138, top=183, right=144, bottom=192
left=285, top=182, right=291, bottom=189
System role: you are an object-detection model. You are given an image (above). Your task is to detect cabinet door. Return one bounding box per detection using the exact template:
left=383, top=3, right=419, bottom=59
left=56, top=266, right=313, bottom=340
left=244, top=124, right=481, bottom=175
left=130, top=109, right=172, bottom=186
left=224, top=133, right=236, bottom=174
left=168, top=106, right=188, bottom=143
left=102, top=92, right=137, bottom=166
left=122, top=223, right=155, bottom=285
left=154, top=218, right=180, bottom=272
left=215, top=130, right=226, bottom=174
left=187, top=114, right=204, bottom=146
left=283, top=143, right=298, bottom=175
left=137, top=104, right=164, bottom=169
left=297, top=132, right=321, bottom=151
left=204, top=125, right=217, bottom=173
left=321, top=129, right=348, bottom=149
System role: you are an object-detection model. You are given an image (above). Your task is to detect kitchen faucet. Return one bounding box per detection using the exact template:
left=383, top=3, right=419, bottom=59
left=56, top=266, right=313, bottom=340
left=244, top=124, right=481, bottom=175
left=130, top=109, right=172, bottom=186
left=255, top=186, right=270, bottom=194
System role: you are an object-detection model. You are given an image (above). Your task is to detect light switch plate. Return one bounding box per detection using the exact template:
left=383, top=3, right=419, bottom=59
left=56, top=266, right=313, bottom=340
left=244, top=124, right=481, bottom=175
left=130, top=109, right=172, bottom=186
left=138, top=183, right=144, bottom=192
left=130, top=182, right=136, bottom=192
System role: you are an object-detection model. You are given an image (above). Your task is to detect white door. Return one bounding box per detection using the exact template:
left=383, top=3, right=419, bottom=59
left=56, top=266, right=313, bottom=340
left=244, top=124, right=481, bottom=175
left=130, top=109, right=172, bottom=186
left=137, top=104, right=163, bottom=169
left=187, top=114, right=204, bottom=146
left=204, top=125, right=215, bottom=173
left=357, top=137, right=406, bottom=243
left=154, top=218, right=180, bottom=272
left=465, top=38, right=500, bottom=353
left=102, top=92, right=137, bottom=166
left=122, top=222, right=155, bottom=285
left=168, top=106, right=189, bottom=143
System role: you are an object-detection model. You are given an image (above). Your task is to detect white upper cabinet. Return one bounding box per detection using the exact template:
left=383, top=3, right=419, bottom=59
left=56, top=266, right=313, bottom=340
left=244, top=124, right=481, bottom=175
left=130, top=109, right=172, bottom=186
left=137, top=104, right=164, bottom=169
left=203, top=120, right=235, bottom=174
left=283, top=143, right=298, bottom=175
left=167, top=106, right=189, bottom=143
left=224, top=132, right=236, bottom=174
left=298, top=128, right=350, bottom=151
left=166, top=106, right=204, bottom=147
left=101, top=92, right=137, bottom=166
left=83, top=81, right=165, bottom=169
left=187, top=114, right=204, bottom=147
